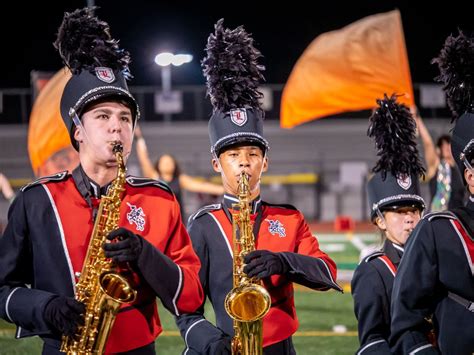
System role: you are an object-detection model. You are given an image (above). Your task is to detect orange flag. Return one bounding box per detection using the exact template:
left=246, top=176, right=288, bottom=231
left=280, top=10, right=414, bottom=129
left=28, top=68, right=79, bottom=177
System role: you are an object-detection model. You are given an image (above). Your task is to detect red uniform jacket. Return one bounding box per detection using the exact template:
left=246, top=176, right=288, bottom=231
left=0, top=169, right=203, bottom=353
left=176, top=194, right=341, bottom=354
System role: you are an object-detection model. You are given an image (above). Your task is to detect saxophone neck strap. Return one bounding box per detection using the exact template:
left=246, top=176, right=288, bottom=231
left=72, top=165, right=104, bottom=221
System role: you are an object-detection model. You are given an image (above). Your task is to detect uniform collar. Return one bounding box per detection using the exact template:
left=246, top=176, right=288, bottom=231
left=383, top=239, right=404, bottom=266
left=222, top=194, right=262, bottom=214
left=467, top=194, right=474, bottom=213
left=72, top=164, right=112, bottom=199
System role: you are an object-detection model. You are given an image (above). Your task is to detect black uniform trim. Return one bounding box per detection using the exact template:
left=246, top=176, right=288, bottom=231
left=20, top=171, right=68, bottom=192
left=363, top=252, right=384, bottom=263
left=189, top=204, right=222, bottom=222
left=357, top=339, right=389, bottom=354
left=126, top=176, right=173, bottom=194
left=282, top=253, right=343, bottom=292
left=424, top=211, right=457, bottom=221
left=136, top=228, right=182, bottom=316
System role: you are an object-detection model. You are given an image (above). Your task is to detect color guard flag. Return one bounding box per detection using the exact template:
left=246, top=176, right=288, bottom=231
left=28, top=68, right=79, bottom=177
left=280, top=10, right=414, bottom=128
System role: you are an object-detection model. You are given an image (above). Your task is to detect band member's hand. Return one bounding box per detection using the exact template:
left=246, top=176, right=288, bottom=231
left=43, top=296, right=85, bottom=336
left=206, top=336, right=231, bottom=354
left=134, top=124, right=143, bottom=139
left=104, top=227, right=143, bottom=262
left=243, top=250, right=289, bottom=279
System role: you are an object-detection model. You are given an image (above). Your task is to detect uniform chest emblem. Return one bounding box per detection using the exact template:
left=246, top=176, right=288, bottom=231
left=266, top=219, right=286, bottom=238
left=126, top=202, right=146, bottom=231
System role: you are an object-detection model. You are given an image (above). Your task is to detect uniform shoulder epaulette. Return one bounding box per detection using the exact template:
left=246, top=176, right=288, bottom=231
left=21, top=171, right=68, bottom=192
left=363, top=251, right=384, bottom=263
left=262, top=201, right=298, bottom=210
left=423, top=211, right=457, bottom=221
left=189, top=203, right=222, bottom=221
left=126, top=176, right=172, bottom=194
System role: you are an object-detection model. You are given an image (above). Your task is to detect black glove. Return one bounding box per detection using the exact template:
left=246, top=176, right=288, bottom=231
left=103, top=227, right=143, bottom=263
left=43, top=296, right=85, bottom=336
left=206, top=336, right=232, bottom=354
left=243, top=250, right=289, bottom=279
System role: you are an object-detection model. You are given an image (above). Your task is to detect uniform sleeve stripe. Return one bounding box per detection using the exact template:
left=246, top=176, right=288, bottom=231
left=5, top=287, right=21, bottom=322
left=41, top=185, right=76, bottom=292
left=317, top=258, right=336, bottom=285
left=207, top=212, right=233, bottom=258
left=409, top=344, right=434, bottom=354
left=172, top=265, right=183, bottom=316
left=357, top=339, right=386, bottom=354
left=184, top=319, right=206, bottom=350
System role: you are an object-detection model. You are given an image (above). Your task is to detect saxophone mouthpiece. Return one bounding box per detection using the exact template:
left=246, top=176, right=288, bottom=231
left=239, top=172, right=249, bottom=182
left=112, top=141, right=123, bottom=154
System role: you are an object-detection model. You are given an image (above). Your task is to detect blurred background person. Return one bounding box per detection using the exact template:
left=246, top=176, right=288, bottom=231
left=414, top=110, right=466, bottom=211
left=0, top=173, right=15, bottom=203
left=134, top=125, right=224, bottom=217
left=0, top=172, right=15, bottom=233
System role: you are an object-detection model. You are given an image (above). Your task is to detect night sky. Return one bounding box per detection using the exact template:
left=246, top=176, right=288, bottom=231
left=1, top=1, right=472, bottom=89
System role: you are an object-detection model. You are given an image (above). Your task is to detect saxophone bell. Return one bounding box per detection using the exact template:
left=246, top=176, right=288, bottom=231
left=224, top=283, right=270, bottom=322
left=100, top=272, right=137, bottom=303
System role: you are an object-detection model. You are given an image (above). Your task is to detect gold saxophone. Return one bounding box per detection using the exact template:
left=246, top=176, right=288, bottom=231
left=61, top=142, right=137, bottom=355
left=224, top=172, right=271, bottom=355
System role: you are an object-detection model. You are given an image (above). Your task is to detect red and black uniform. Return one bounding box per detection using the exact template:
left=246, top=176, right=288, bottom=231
left=351, top=240, right=403, bottom=354
left=390, top=197, right=474, bottom=354
left=0, top=166, right=203, bottom=353
left=176, top=194, right=341, bottom=354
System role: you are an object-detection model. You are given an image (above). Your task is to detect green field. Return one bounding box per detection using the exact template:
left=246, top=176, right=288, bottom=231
left=0, top=233, right=375, bottom=354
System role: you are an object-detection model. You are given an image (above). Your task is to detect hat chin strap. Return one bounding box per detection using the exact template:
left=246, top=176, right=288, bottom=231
left=375, top=208, right=386, bottom=225
left=73, top=113, right=132, bottom=164
left=463, top=157, right=474, bottom=173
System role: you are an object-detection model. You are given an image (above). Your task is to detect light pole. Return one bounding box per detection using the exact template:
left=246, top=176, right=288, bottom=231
left=154, top=52, right=193, bottom=122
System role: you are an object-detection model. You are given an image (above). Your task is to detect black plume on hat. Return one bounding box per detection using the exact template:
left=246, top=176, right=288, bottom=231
left=203, top=19, right=268, bottom=155
left=433, top=30, right=474, bottom=179
left=432, top=30, right=474, bottom=121
left=367, top=94, right=425, bottom=220
left=54, top=7, right=131, bottom=78
left=54, top=7, right=139, bottom=150
left=368, top=94, right=425, bottom=180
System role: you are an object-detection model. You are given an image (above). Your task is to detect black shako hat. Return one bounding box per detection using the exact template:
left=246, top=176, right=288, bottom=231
left=432, top=30, right=474, bottom=181
left=366, top=94, right=425, bottom=221
left=202, top=19, right=268, bottom=156
left=54, top=7, right=139, bottom=150
left=451, top=112, right=474, bottom=178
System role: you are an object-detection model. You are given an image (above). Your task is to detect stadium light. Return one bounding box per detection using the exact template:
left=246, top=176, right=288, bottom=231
left=154, top=52, right=193, bottom=93
left=154, top=52, right=193, bottom=121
